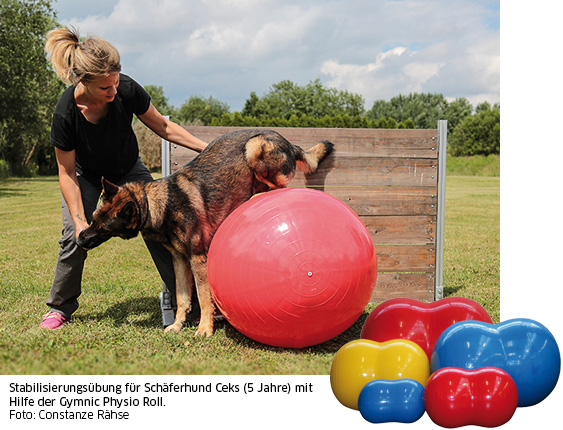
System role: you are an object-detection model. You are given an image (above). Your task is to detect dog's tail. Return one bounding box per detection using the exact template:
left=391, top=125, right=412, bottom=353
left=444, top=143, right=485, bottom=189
left=294, top=140, right=334, bottom=174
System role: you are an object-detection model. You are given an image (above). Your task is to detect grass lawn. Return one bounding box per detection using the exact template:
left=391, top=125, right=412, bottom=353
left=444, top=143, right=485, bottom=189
left=0, top=174, right=499, bottom=374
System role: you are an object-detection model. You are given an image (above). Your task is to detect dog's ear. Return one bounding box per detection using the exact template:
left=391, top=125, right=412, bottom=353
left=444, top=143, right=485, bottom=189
left=117, top=201, right=137, bottom=222
left=101, top=177, right=119, bottom=200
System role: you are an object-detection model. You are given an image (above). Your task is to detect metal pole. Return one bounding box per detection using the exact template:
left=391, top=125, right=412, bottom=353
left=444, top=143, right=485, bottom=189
left=435, top=120, right=448, bottom=300
left=159, top=115, right=174, bottom=327
left=161, top=115, right=171, bottom=178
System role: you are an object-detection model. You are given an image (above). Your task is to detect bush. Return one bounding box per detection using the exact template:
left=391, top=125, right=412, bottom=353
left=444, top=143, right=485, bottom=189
left=0, top=159, right=10, bottom=179
left=134, top=122, right=162, bottom=171
left=446, top=154, right=500, bottom=177
left=204, top=112, right=414, bottom=129
left=449, top=107, right=500, bottom=156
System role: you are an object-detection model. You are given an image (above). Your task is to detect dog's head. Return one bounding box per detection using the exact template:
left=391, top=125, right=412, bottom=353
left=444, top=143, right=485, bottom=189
left=77, top=178, right=145, bottom=250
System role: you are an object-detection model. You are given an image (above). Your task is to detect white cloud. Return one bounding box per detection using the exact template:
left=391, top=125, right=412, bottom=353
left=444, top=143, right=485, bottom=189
left=321, top=47, right=411, bottom=100
left=185, top=25, right=247, bottom=58
left=403, top=62, right=444, bottom=86
left=321, top=46, right=448, bottom=105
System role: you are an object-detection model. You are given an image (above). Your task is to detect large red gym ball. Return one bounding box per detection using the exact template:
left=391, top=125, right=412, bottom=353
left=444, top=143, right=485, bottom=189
left=207, top=188, right=377, bottom=348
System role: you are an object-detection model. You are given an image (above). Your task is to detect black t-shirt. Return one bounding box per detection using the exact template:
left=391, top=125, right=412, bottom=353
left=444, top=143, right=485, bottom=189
left=50, top=73, right=151, bottom=185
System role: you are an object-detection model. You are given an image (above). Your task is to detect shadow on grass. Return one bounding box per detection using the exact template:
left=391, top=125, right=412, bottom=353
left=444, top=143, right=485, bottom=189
left=443, top=285, right=463, bottom=296
left=0, top=185, right=30, bottom=198
left=0, top=177, right=60, bottom=198
left=81, top=296, right=162, bottom=328
left=221, top=309, right=371, bottom=355
left=79, top=295, right=371, bottom=354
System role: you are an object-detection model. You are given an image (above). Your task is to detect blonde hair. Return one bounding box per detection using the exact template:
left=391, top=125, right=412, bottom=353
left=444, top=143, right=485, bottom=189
left=45, top=27, right=121, bottom=85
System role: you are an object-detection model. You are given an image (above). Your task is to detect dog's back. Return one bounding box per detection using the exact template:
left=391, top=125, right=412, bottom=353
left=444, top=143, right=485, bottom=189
left=170, top=129, right=333, bottom=220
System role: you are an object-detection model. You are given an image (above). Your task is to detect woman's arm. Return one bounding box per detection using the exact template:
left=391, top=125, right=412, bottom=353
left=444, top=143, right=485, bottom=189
left=55, top=147, right=90, bottom=238
left=138, top=103, right=207, bottom=152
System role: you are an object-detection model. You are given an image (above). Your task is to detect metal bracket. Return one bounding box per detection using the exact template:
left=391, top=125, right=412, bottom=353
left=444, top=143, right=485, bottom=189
left=160, top=289, right=176, bottom=328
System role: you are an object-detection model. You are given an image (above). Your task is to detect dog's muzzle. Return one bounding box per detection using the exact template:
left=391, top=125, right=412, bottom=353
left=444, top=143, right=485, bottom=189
left=76, top=228, right=111, bottom=250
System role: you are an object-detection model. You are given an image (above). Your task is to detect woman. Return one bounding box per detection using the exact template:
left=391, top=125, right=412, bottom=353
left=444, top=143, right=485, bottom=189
left=41, top=27, right=207, bottom=329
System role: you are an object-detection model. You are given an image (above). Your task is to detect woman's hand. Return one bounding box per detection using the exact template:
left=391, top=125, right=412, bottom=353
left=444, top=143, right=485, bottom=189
left=73, top=214, right=90, bottom=238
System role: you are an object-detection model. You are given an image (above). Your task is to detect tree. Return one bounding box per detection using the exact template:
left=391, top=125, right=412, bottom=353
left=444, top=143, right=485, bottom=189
left=144, top=85, right=174, bottom=118
left=399, top=118, right=416, bottom=129
left=443, top=97, right=473, bottom=134
left=367, top=93, right=447, bottom=129
left=176, top=95, right=229, bottom=125
left=366, top=93, right=472, bottom=131
left=246, top=79, right=365, bottom=120
left=449, top=105, right=500, bottom=156
left=241, top=91, right=260, bottom=117
left=0, top=0, right=62, bottom=175
left=475, top=101, right=493, bottom=114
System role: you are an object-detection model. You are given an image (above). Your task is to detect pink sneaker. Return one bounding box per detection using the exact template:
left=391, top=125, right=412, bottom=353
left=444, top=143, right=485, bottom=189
left=39, top=312, right=68, bottom=329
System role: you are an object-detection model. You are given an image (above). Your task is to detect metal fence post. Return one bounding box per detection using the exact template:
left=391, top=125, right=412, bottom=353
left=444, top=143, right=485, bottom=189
left=161, top=115, right=171, bottom=178
left=435, top=120, right=448, bottom=300
left=159, top=116, right=174, bottom=327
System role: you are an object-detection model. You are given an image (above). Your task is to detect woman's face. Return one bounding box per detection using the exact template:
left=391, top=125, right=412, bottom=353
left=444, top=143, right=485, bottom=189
left=84, top=73, right=120, bottom=104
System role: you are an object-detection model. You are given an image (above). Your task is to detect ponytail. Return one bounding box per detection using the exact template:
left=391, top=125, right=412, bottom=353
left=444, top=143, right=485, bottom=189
left=45, top=27, right=121, bottom=85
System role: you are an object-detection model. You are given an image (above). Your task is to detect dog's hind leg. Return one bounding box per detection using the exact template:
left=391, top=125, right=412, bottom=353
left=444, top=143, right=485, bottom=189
left=164, top=253, right=193, bottom=333
left=190, top=253, right=214, bottom=337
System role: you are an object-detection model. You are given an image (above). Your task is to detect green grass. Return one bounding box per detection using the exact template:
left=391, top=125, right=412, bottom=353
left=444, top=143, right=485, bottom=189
left=442, top=176, right=500, bottom=322
left=446, top=154, right=500, bottom=177
left=0, top=172, right=499, bottom=374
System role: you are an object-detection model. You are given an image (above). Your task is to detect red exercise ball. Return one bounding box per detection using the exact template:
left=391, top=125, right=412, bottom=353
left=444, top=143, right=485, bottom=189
left=207, top=188, right=377, bottom=348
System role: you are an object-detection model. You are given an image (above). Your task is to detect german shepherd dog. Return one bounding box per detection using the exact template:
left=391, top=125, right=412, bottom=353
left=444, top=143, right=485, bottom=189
left=77, top=129, right=333, bottom=337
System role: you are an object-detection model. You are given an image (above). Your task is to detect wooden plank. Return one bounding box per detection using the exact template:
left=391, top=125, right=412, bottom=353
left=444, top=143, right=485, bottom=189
left=292, top=157, right=438, bottom=187
left=170, top=150, right=196, bottom=172
left=303, top=186, right=437, bottom=216
left=172, top=151, right=438, bottom=187
left=372, top=273, right=435, bottom=302
left=182, top=126, right=439, bottom=158
left=376, top=244, right=435, bottom=272
left=185, top=125, right=438, bottom=139
left=158, top=182, right=436, bottom=216
left=363, top=215, right=436, bottom=245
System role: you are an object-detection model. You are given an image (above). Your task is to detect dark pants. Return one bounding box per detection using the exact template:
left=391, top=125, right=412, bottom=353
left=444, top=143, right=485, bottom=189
left=47, top=158, right=175, bottom=319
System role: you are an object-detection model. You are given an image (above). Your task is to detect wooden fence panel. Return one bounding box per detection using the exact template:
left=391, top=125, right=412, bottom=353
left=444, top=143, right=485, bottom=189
left=167, top=125, right=445, bottom=302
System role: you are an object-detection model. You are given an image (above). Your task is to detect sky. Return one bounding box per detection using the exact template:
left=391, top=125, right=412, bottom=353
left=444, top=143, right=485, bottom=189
left=52, top=0, right=500, bottom=113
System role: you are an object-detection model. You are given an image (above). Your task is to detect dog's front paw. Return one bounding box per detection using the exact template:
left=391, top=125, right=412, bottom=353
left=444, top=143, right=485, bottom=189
left=195, top=323, right=214, bottom=337
left=164, top=322, right=183, bottom=333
